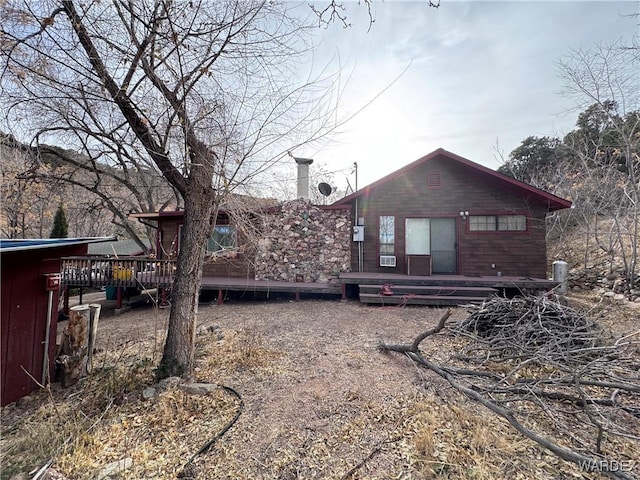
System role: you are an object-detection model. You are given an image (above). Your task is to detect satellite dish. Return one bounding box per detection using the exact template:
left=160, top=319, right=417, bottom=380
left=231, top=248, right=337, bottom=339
left=318, top=182, right=332, bottom=197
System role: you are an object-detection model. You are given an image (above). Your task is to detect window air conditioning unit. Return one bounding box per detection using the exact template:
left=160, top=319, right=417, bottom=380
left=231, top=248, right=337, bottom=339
left=380, top=255, right=397, bottom=267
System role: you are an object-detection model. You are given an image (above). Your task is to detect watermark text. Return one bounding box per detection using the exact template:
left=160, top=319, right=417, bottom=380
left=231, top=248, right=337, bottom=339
left=578, top=459, right=635, bottom=473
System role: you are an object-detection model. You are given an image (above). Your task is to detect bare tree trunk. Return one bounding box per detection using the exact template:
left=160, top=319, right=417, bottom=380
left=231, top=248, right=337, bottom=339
left=3, top=0, right=341, bottom=381
left=158, top=147, right=215, bottom=378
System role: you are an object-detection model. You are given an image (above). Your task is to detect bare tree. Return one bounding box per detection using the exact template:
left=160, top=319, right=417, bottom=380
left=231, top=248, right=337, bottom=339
left=0, top=133, right=167, bottom=244
left=0, top=133, right=60, bottom=238
left=558, top=42, right=640, bottom=290
left=310, top=0, right=440, bottom=29
left=1, top=1, right=339, bottom=377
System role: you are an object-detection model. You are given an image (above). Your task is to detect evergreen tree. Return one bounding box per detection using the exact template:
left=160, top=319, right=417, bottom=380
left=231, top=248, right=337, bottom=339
left=498, top=136, right=564, bottom=188
left=50, top=205, right=69, bottom=238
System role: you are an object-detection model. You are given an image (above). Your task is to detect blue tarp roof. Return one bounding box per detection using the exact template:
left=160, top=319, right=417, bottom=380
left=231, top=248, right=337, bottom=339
left=0, top=237, right=116, bottom=253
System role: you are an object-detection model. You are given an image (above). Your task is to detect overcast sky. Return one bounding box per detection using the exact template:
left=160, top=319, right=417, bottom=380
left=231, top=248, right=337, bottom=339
left=292, top=1, right=639, bottom=192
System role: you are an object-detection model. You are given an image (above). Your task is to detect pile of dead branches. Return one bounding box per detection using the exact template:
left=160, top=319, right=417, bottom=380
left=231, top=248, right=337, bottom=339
left=456, top=295, right=605, bottom=366
left=380, top=299, right=640, bottom=479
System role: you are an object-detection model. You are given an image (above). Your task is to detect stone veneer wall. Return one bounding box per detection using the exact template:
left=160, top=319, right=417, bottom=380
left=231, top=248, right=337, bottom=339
left=255, top=199, right=351, bottom=282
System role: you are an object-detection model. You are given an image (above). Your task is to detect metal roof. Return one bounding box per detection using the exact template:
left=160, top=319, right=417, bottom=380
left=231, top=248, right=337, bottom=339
left=0, top=237, right=117, bottom=253
left=88, top=238, right=150, bottom=256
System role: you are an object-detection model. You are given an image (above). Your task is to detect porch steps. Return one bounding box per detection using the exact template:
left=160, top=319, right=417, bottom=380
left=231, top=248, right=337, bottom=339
left=358, top=284, right=498, bottom=306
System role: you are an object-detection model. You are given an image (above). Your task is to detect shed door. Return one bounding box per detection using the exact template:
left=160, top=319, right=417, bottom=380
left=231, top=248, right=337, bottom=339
left=430, top=218, right=457, bottom=273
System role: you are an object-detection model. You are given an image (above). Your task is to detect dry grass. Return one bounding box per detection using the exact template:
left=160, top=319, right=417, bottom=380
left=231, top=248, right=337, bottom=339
left=1, top=299, right=637, bottom=479
left=197, top=324, right=283, bottom=376
left=1, top=342, right=157, bottom=476
left=410, top=398, right=533, bottom=479
left=56, top=388, right=237, bottom=479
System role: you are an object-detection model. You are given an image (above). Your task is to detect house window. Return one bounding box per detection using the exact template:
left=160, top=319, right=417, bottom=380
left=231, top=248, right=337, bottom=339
left=207, top=225, right=237, bottom=252
left=379, top=216, right=395, bottom=255
left=498, top=215, right=527, bottom=231
left=469, top=215, right=527, bottom=232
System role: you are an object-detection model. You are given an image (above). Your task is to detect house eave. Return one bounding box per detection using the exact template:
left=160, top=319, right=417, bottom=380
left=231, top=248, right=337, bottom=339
left=331, top=148, right=572, bottom=212
left=0, top=236, right=117, bottom=253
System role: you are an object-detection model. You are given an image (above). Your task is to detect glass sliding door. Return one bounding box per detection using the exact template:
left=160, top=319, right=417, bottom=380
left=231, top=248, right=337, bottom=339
left=405, top=217, right=457, bottom=274
left=405, top=218, right=430, bottom=255
left=430, top=218, right=457, bottom=273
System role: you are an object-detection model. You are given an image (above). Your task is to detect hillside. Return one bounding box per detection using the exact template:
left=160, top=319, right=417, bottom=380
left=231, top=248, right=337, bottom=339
left=548, top=214, right=640, bottom=305
left=0, top=132, right=176, bottom=244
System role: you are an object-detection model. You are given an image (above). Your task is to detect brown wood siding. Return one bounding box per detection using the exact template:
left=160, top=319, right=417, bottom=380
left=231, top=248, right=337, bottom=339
left=158, top=219, right=181, bottom=259
left=157, top=216, right=254, bottom=278
left=202, top=255, right=255, bottom=278
left=350, top=154, right=551, bottom=277
left=459, top=212, right=548, bottom=278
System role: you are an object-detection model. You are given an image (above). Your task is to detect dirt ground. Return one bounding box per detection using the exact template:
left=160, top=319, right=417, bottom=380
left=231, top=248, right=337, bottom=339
left=92, top=298, right=466, bottom=479
left=2, top=294, right=639, bottom=479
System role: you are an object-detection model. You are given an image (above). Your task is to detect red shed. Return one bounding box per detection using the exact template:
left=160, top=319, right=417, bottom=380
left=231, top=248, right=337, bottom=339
left=1, top=237, right=114, bottom=406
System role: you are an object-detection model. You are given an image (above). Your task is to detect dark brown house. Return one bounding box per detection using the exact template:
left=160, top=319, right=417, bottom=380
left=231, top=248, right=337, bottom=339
left=131, top=210, right=253, bottom=278
left=331, top=148, right=571, bottom=279
left=130, top=197, right=277, bottom=280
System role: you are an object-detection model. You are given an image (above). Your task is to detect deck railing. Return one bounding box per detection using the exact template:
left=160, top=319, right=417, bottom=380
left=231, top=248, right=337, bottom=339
left=61, top=256, right=176, bottom=288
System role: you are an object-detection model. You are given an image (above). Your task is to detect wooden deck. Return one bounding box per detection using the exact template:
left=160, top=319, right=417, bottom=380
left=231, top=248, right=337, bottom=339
left=340, top=272, right=558, bottom=306
left=61, top=256, right=558, bottom=306
left=200, top=276, right=344, bottom=303
left=339, top=272, right=558, bottom=290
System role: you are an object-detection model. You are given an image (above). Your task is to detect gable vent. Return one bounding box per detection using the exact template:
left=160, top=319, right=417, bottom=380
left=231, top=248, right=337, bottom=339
left=380, top=255, right=397, bottom=267
left=427, top=173, right=441, bottom=188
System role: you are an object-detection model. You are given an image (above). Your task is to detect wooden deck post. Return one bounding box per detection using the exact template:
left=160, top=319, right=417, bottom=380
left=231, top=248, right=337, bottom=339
left=217, top=289, right=224, bottom=305
left=87, top=304, right=101, bottom=373
left=116, top=286, right=122, bottom=309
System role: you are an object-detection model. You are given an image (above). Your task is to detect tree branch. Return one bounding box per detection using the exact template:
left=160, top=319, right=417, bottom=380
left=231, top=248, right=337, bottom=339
left=61, top=0, right=186, bottom=195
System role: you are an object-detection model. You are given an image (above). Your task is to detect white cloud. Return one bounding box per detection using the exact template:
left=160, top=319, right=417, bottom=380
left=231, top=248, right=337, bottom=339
left=299, top=1, right=638, bottom=188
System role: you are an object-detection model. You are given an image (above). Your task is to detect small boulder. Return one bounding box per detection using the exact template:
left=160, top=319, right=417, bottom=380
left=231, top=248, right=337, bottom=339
left=142, top=387, right=157, bottom=400
left=179, top=383, right=218, bottom=396
left=157, top=376, right=182, bottom=391
left=95, top=458, right=133, bottom=480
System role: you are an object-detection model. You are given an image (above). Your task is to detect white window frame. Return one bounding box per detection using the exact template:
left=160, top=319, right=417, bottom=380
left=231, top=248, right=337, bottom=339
left=379, top=215, right=395, bottom=255
left=207, top=225, right=237, bottom=253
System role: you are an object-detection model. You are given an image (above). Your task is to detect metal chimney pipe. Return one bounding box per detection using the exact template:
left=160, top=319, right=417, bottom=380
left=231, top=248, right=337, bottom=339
left=294, top=157, right=313, bottom=199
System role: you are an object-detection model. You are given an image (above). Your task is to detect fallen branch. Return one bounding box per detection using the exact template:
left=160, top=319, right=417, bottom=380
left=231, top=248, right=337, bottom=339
left=378, top=308, right=451, bottom=354
left=378, top=299, right=638, bottom=479
left=398, top=349, right=634, bottom=480
left=340, top=435, right=403, bottom=480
